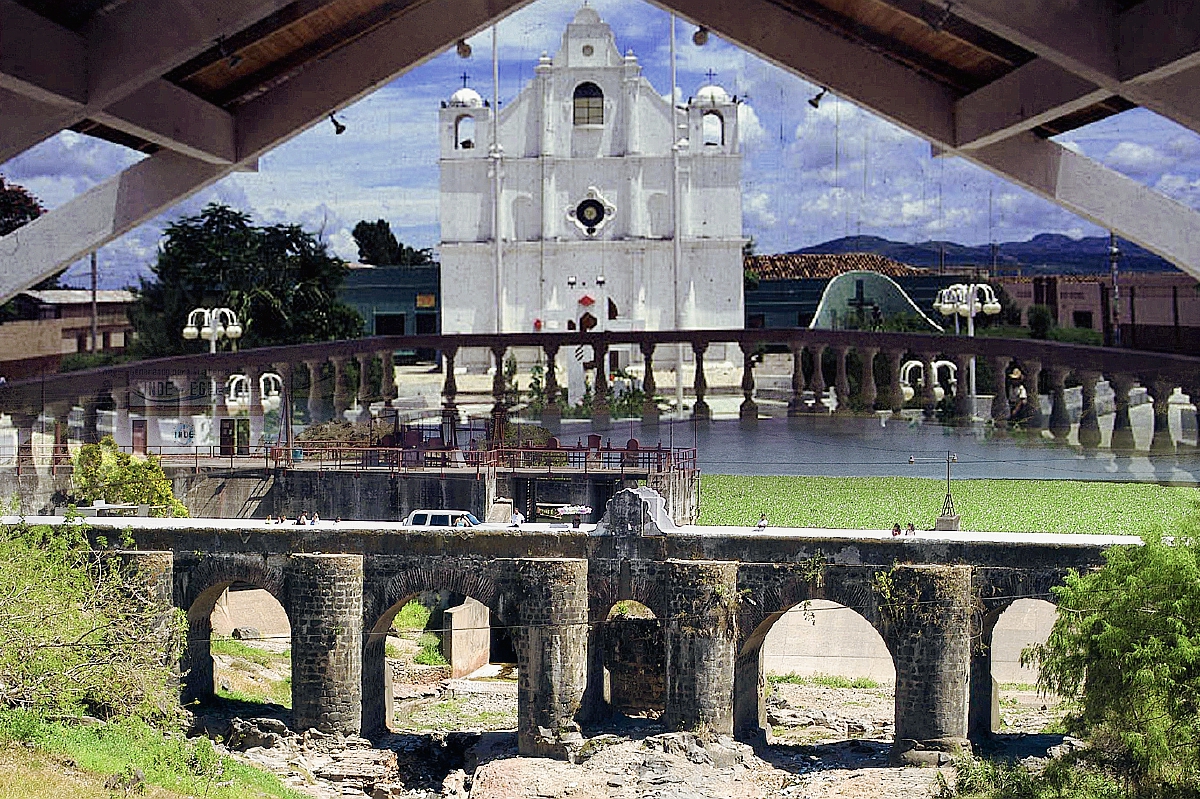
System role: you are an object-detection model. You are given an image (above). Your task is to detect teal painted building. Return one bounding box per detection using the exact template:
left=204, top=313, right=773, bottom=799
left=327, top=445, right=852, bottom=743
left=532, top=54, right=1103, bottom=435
left=338, top=263, right=441, bottom=361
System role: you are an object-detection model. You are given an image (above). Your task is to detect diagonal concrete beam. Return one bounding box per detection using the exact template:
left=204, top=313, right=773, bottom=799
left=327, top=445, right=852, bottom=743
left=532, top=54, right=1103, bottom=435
left=0, top=0, right=86, bottom=106
left=236, top=0, right=534, bottom=158
left=0, top=0, right=316, bottom=163
left=954, top=0, right=1200, bottom=138
left=967, top=132, right=1200, bottom=280
left=0, top=151, right=227, bottom=301
left=954, top=59, right=1108, bottom=150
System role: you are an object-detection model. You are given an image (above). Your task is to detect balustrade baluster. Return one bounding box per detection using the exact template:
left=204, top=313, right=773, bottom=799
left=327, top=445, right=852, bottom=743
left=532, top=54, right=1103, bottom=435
left=886, top=349, right=904, bottom=414
left=640, top=342, right=659, bottom=423
left=355, top=353, right=373, bottom=423
left=834, top=346, right=851, bottom=414
left=990, top=357, right=1010, bottom=424
left=858, top=347, right=878, bottom=412
left=921, top=352, right=938, bottom=418
left=592, top=342, right=610, bottom=425
left=1077, top=371, right=1102, bottom=449
left=1047, top=367, right=1071, bottom=441
left=1108, top=373, right=1136, bottom=451
left=1151, top=378, right=1176, bottom=453
left=1024, top=359, right=1045, bottom=428
left=740, top=342, right=758, bottom=422
left=304, top=360, right=323, bottom=424
left=953, top=354, right=973, bottom=421
left=692, top=341, right=711, bottom=420
left=332, top=358, right=351, bottom=420
left=808, top=344, right=827, bottom=412
left=542, top=344, right=561, bottom=425
left=787, top=342, right=805, bottom=417
left=442, top=347, right=458, bottom=410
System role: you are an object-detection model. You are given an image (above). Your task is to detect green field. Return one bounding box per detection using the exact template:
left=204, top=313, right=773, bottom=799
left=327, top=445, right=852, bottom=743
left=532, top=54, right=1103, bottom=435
left=698, top=475, right=1200, bottom=535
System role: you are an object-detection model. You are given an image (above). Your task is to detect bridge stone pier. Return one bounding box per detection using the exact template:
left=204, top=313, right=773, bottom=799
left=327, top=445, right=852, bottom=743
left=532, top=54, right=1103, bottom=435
left=91, top=489, right=1135, bottom=761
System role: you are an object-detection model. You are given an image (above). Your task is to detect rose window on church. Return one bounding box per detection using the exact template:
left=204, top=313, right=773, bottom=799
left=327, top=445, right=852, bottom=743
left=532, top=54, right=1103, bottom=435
left=568, top=187, right=615, bottom=237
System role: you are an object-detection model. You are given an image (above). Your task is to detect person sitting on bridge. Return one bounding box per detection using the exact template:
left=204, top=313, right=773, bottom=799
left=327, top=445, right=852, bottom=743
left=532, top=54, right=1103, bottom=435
left=755, top=513, right=768, bottom=531
left=297, top=512, right=309, bottom=525
left=906, top=522, right=916, bottom=535
left=310, top=512, right=320, bottom=525
left=511, top=508, right=525, bottom=527
left=892, top=522, right=902, bottom=537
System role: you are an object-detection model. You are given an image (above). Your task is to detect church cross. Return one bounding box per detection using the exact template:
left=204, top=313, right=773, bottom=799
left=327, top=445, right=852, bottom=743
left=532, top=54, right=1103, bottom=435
left=704, top=68, right=718, bottom=83
left=460, top=71, right=470, bottom=87
left=846, top=278, right=878, bottom=325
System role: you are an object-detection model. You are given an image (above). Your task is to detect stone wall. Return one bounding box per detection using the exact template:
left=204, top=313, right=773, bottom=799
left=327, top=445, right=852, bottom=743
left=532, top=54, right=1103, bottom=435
left=603, top=617, right=665, bottom=714
left=445, top=596, right=491, bottom=678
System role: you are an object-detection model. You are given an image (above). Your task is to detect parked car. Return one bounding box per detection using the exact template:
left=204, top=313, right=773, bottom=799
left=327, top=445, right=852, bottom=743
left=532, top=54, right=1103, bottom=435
left=402, top=509, right=483, bottom=528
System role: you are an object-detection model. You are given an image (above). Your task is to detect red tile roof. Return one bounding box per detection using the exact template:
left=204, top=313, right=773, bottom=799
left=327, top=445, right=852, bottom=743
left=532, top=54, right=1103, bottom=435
left=745, top=252, right=930, bottom=280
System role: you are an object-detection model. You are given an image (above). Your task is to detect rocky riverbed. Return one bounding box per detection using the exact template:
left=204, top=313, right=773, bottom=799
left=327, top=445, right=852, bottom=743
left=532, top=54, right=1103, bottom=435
left=194, top=637, right=1072, bottom=799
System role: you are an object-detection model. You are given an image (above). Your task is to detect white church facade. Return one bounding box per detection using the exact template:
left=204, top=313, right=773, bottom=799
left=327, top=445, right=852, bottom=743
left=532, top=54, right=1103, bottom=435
left=438, top=6, right=744, bottom=373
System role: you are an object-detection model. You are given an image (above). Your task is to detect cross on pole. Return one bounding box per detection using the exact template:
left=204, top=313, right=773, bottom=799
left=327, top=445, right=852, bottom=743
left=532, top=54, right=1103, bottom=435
left=704, top=68, right=718, bottom=83
left=460, top=71, right=470, bottom=87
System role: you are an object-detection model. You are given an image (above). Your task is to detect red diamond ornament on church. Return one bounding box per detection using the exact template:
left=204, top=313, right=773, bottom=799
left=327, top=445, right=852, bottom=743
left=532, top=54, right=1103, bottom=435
left=578, top=294, right=596, bottom=306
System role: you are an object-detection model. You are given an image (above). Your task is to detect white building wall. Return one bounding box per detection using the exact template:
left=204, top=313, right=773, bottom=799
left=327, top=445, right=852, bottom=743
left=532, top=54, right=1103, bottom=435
left=438, top=5, right=744, bottom=361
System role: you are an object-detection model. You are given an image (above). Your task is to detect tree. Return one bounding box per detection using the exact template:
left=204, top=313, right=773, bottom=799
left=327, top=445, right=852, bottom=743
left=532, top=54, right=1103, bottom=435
left=1027, top=304, right=1054, bottom=339
left=130, top=204, right=364, bottom=356
left=351, top=218, right=434, bottom=266
left=72, top=436, right=188, bottom=517
left=1025, top=527, right=1200, bottom=796
left=0, top=174, right=43, bottom=236
left=0, top=518, right=185, bottom=721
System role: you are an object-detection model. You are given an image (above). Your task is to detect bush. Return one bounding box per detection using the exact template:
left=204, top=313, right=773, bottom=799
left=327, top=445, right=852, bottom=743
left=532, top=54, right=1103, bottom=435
left=1027, top=304, right=1054, bottom=339
left=0, top=519, right=186, bottom=722
left=1024, top=526, right=1200, bottom=796
left=72, top=435, right=188, bottom=517
left=414, top=632, right=447, bottom=666
left=943, top=754, right=1129, bottom=799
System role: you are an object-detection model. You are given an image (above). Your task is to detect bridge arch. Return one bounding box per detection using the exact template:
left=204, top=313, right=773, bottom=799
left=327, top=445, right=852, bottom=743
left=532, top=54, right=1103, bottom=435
left=735, top=565, right=895, bottom=741
left=177, top=554, right=287, bottom=707
left=361, top=563, right=512, bottom=735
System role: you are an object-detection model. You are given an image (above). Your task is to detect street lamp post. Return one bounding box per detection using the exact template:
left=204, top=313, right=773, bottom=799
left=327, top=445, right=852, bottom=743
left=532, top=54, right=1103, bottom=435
left=934, top=284, right=1001, bottom=417
left=910, top=450, right=959, bottom=530
left=182, top=307, right=244, bottom=445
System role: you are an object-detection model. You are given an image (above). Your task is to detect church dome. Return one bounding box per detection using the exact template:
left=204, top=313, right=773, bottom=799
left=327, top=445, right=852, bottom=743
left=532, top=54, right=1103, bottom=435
left=695, top=84, right=730, bottom=105
left=573, top=5, right=602, bottom=24
left=448, top=86, right=483, bottom=107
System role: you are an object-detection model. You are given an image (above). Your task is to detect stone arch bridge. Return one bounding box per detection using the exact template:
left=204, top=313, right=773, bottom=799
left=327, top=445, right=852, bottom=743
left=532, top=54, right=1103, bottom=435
left=94, top=489, right=1136, bottom=763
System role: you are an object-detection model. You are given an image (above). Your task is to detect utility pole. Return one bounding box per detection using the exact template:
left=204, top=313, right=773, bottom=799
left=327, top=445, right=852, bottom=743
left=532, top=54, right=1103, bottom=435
left=1109, top=231, right=1121, bottom=347
left=670, top=14, right=684, bottom=418
left=90, top=251, right=98, bottom=353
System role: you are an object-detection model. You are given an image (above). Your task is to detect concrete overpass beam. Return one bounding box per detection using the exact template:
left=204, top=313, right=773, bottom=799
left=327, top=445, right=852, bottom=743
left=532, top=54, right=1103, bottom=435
left=883, top=565, right=972, bottom=765
left=287, top=554, right=363, bottom=735
left=0, top=150, right=227, bottom=303
left=663, top=560, right=738, bottom=738
left=513, top=558, right=589, bottom=759
left=93, top=81, right=237, bottom=165
left=954, top=60, right=1107, bottom=150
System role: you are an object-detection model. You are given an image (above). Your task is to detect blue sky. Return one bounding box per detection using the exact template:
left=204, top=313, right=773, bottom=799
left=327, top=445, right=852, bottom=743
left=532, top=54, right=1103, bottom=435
left=3, top=0, right=1200, bottom=288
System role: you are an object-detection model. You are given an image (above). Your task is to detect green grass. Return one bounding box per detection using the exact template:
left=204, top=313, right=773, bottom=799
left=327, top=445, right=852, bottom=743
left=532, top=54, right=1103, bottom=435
left=210, top=638, right=289, bottom=668
left=768, top=673, right=881, bottom=690
left=217, top=677, right=292, bottom=709
left=413, top=632, right=448, bottom=666
left=699, top=475, right=1200, bottom=535
left=0, top=710, right=305, bottom=799
left=394, top=600, right=432, bottom=631
left=401, top=698, right=515, bottom=732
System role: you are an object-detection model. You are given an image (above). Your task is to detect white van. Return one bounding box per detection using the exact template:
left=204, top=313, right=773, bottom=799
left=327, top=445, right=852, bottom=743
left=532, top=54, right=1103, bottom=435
left=402, top=509, right=483, bottom=528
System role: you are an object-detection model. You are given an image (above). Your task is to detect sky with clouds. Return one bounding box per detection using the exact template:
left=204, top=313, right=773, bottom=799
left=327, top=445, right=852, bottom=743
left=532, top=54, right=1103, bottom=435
left=3, top=0, right=1200, bottom=289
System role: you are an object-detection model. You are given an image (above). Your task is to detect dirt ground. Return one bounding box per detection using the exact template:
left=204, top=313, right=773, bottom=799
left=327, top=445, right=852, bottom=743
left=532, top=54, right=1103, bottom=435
left=202, top=629, right=1071, bottom=799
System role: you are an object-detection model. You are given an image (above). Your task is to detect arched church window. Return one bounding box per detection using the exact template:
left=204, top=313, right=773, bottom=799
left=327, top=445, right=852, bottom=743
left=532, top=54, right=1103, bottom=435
left=455, top=115, right=475, bottom=149
left=573, top=82, right=604, bottom=126
left=701, top=111, right=723, bottom=146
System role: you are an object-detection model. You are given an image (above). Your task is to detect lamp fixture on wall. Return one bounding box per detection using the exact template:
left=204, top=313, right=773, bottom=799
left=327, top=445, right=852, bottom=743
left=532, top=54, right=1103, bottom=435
left=329, top=113, right=346, bottom=135
left=808, top=88, right=827, bottom=109
left=692, top=26, right=709, bottom=46
left=455, top=38, right=472, bottom=58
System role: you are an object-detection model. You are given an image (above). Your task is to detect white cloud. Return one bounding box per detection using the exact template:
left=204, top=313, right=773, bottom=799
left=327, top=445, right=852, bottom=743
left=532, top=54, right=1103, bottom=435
left=1105, top=141, right=1173, bottom=174
left=743, top=191, right=776, bottom=227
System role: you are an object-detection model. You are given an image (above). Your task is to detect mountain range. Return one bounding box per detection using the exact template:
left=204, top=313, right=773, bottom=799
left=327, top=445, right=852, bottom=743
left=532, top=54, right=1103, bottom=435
left=793, top=234, right=1179, bottom=274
